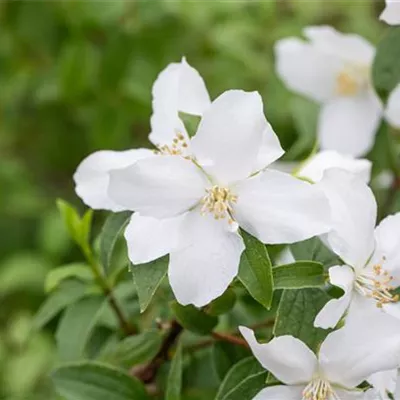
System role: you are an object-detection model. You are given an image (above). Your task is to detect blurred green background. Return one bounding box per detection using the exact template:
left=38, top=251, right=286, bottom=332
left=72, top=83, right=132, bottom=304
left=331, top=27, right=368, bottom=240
left=0, top=1, right=387, bottom=398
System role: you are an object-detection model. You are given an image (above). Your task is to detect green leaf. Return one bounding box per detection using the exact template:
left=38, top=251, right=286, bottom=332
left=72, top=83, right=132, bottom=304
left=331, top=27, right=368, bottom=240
left=56, top=296, right=105, bottom=362
left=100, top=211, right=132, bottom=273
left=45, top=263, right=93, bottom=293
left=208, top=288, right=237, bottom=316
left=215, top=357, right=267, bottom=400
left=373, top=27, right=400, bottom=102
left=51, top=362, right=149, bottom=400
left=99, top=330, right=162, bottom=369
left=273, top=261, right=325, bottom=289
left=166, top=342, right=183, bottom=400
left=238, top=230, right=274, bottom=309
left=33, top=280, right=87, bottom=329
left=171, top=301, right=218, bottom=335
left=179, top=112, right=201, bottom=138
left=291, top=237, right=339, bottom=267
left=130, top=256, right=168, bottom=312
left=274, top=288, right=331, bottom=352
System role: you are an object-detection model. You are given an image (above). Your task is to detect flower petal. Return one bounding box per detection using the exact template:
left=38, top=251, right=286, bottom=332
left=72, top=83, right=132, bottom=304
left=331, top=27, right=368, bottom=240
left=108, top=155, right=207, bottom=218
left=298, top=150, right=372, bottom=183
left=191, top=90, right=265, bottom=184
left=239, top=327, right=317, bottom=385
left=380, top=0, right=400, bottom=25
left=234, top=169, right=331, bottom=244
left=73, top=149, right=153, bottom=211
left=274, top=37, right=343, bottom=103
left=124, top=213, right=184, bottom=264
left=318, top=93, right=383, bottom=157
left=368, top=369, right=398, bottom=399
left=317, top=168, right=377, bottom=269
left=333, top=389, right=366, bottom=400
left=253, top=385, right=305, bottom=400
left=168, top=212, right=244, bottom=307
left=314, top=265, right=355, bottom=329
left=385, top=84, right=400, bottom=128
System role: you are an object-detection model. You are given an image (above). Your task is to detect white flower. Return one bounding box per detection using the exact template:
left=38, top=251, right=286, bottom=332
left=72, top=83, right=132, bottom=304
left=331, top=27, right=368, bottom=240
left=107, top=90, right=331, bottom=307
left=368, top=369, right=400, bottom=400
left=275, top=26, right=382, bottom=157
left=314, top=168, right=400, bottom=329
left=73, top=58, right=210, bottom=211
left=239, top=318, right=400, bottom=400
left=386, top=84, right=400, bottom=129
left=380, top=0, right=400, bottom=25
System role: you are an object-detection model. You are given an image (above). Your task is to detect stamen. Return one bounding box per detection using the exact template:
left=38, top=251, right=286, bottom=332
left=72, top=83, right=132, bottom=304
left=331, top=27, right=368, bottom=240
left=336, top=65, right=369, bottom=96
left=302, top=379, right=338, bottom=400
left=154, top=131, right=189, bottom=156
left=200, top=186, right=237, bottom=223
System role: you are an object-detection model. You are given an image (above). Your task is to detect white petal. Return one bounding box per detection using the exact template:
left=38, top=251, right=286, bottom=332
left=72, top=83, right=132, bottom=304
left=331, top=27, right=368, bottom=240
left=239, top=327, right=317, bottom=385
left=318, top=93, right=383, bottom=157
left=108, top=155, right=207, bottom=218
left=253, top=385, right=305, bottom=400
left=320, top=315, right=400, bottom=388
left=191, top=90, right=265, bottom=184
left=274, top=37, right=343, bottom=103
left=386, top=84, right=400, bottom=129
left=304, top=26, right=375, bottom=66
left=252, top=122, right=285, bottom=173
left=234, top=169, right=331, bottom=244
left=314, top=265, right=355, bottom=329
left=368, top=369, right=398, bottom=399
left=168, top=212, right=244, bottom=307
left=333, top=389, right=366, bottom=400
left=73, top=149, right=153, bottom=211
left=380, top=0, right=400, bottom=25
left=124, top=213, right=184, bottom=264
left=276, top=247, right=296, bottom=265
left=318, top=168, right=377, bottom=268
left=298, top=150, right=372, bottom=183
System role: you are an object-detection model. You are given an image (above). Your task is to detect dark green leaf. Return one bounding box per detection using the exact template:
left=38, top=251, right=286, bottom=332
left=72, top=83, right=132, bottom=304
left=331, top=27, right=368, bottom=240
left=208, top=288, right=237, bottom=316
left=51, top=362, right=149, bottom=400
left=373, top=27, right=400, bottom=102
left=171, top=301, right=218, bottom=335
left=273, top=261, right=325, bottom=289
left=238, top=230, right=274, bottom=309
left=45, top=263, right=93, bottom=293
left=274, top=289, right=331, bottom=352
left=215, top=357, right=266, bottom=400
left=100, top=211, right=132, bottom=273
left=166, top=342, right=183, bottom=400
left=130, top=256, right=168, bottom=312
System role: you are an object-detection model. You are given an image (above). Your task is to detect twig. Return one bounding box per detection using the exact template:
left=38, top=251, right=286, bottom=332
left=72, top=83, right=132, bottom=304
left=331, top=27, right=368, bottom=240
left=211, top=332, right=249, bottom=347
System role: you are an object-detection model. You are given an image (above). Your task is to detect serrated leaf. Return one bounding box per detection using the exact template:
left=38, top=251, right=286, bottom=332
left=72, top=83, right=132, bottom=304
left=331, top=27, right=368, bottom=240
left=215, top=357, right=266, bottom=400
left=166, top=342, right=183, bottom=400
left=208, top=288, right=237, bottom=316
left=171, top=301, right=218, bottom=335
left=99, top=330, right=162, bottom=369
left=100, top=211, right=132, bottom=273
left=56, top=296, right=105, bottom=362
left=45, top=263, right=93, bottom=293
left=130, top=256, right=168, bottom=312
left=34, top=280, right=87, bottom=329
left=51, top=362, right=149, bottom=400
left=273, top=261, right=325, bottom=289
left=238, top=230, right=274, bottom=309
left=274, top=288, right=330, bottom=352
left=290, top=237, right=339, bottom=267
left=373, top=27, right=400, bottom=102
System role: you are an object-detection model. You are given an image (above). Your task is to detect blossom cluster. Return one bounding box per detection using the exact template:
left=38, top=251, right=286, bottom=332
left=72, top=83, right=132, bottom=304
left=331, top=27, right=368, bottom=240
left=73, top=2, right=400, bottom=399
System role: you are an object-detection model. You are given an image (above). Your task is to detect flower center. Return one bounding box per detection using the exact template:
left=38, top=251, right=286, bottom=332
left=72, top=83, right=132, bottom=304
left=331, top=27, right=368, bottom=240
left=155, top=132, right=189, bottom=156
left=355, top=259, right=399, bottom=308
left=302, top=379, right=337, bottom=400
left=200, top=186, right=237, bottom=223
left=336, top=65, right=369, bottom=96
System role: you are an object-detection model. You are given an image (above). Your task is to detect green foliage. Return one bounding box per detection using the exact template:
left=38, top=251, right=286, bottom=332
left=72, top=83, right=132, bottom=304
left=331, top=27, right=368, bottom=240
left=166, top=342, right=183, bottom=400
left=207, top=289, right=237, bottom=317
left=45, top=263, right=93, bottom=292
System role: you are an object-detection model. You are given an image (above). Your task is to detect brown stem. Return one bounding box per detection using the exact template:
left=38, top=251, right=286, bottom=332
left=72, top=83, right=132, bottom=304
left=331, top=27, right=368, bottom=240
left=211, top=332, right=249, bottom=348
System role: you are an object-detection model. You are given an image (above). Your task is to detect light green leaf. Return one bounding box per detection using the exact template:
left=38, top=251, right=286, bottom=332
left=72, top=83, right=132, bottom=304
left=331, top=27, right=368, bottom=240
left=273, top=261, right=325, bottom=289
left=372, top=27, right=400, bottom=102
left=171, top=301, right=218, bottom=335
left=100, top=211, right=132, bottom=273
left=290, top=237, right=339, bottom=267
left=45, top=263, right=93, bottom=293
left=274, top=288, right=330, bottom=352
left=238, top=230, right=274, bottom=309
left=130, top=256, right=168, bottom=312
left=215, top=357, right=266, bottom=400
left=207, top=288, right=237, bottom=317
left=34, top=280, right=87, bottom=329
left=166, top=342, right=183, bottom=400
left=51, top=361, right=149, bottom=400
left=178, top=112, right=201, bottom=137
left=56, top=296, right=105, bottom=362
left=99, top=330, right=162, bottom=369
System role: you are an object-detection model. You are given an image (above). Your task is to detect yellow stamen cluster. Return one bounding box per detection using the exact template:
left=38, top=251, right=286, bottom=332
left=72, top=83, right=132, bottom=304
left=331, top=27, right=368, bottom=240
left=155, top=133, right=188, bottom=156
left=336, top=65, right=369, bottom=96
left=302, top=379, right=337, bottom=400
left=200, top=186, right=237, bottom=224
left=355, top=258, right=399, bottom=308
